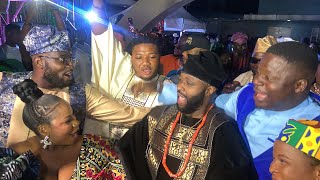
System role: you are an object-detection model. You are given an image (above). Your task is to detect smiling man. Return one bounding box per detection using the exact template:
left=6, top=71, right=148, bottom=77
left=215, top=41, right=320, bottom=180
left=116, top=51, right=257, bottom=180
left=0, top=25, right=150, bottom=148
left=90, top=0, right=177, bottom=139
left=91, top=0, right=176, bottom=109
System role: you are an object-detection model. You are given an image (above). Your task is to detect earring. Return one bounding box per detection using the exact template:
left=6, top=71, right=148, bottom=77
left=40, top=136, right=52, bottom=149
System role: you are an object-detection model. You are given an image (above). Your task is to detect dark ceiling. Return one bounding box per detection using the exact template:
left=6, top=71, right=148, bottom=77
left=105, top=0, right=260, bottom=21
left=185, top=0, right=260, bottom=20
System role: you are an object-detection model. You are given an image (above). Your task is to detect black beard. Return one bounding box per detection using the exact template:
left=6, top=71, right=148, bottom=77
left=43, top=64, right=72, bottom=89
left=177, top=88, right=206, bottom=114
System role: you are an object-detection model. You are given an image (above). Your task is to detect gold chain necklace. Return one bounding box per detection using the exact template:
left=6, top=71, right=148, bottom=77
left=177, top=115, right=203, bottom=143
left=313, top=83, right=320, bottom=95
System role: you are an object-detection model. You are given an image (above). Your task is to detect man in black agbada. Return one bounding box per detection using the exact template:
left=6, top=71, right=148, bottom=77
left=116, top=51, right=257, bottom=180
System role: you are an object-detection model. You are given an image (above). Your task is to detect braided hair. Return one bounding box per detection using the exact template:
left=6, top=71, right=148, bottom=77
left=13, top=79, right=62, bottom=136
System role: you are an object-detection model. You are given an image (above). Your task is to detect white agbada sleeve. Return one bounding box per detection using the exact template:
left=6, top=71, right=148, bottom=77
left=91, top=23, right=134, bottom=98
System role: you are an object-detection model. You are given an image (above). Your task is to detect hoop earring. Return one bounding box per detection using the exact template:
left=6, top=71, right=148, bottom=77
left=40, top=136, right=52, bottom=149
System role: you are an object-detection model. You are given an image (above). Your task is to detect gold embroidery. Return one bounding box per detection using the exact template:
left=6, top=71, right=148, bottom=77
left=146, top=105, right=227, bottom=180
left=120, top=75, right=166, bottom=107
left=148, top=116, right=158, bottom=141
left=151, top=130, right=209, bottom=165
left=146, top=147, right=159, bottom=179
left=176, top=162, right=196, bottom=180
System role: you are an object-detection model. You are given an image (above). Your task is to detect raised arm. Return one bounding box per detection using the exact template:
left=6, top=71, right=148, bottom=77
left=85, top=84, right=150, bottom=126
left=91, top=0, right=108, bottom=35
left=51, top=9, right=66, bottom=31
left=90, top=0, right=133, bottom=97
left=19, top=4, right=36, bottom=71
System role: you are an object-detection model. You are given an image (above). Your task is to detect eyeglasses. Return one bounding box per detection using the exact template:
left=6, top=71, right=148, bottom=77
left=39, top=56, right=77, bottom=65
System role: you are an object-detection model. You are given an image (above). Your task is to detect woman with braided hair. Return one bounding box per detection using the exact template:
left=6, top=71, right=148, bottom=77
left=9, top=79, right=126, bottom=180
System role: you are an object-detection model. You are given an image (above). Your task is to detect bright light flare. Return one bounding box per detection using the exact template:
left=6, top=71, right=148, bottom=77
left=85, top=11, right=98, bottom=22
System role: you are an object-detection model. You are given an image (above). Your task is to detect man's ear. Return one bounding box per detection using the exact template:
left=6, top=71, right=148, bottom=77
left=313, top=165, right=320, bottom=180
left=33, top=56, right=44, bottom=69
left=205, top=86, right=216, bottom=97
left=37, top=124, right=50, bottom=137
left=294, top=79, right=308, bottom=93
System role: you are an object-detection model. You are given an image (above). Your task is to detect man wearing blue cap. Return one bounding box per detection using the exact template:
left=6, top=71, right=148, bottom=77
left=0, top=24, right=151, bottom=148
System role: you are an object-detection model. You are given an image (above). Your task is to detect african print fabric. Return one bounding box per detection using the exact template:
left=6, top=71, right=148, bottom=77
left=277, top=119, right=320, bottom=160
left=71, top=134, right=125, bottom=180
left=0, top=148, right=39, bottom=180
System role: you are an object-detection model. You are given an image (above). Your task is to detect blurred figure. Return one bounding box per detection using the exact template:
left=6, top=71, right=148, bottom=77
left=0, top=24, right=22, bottom=62
left=310, top=59, right=320, bottom=102
left=72, top=29, right=91, bottom=84
left=159, top=34, right=189, bottom=76
left=229, top=32, right=251, bottom=79
left=166, top=34, right=210, bottom=84
left=223, top=36, right=277, bottom=93
left=0, top=24, right=29, bottom=72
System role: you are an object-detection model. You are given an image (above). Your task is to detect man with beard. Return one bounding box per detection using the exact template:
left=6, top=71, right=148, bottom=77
left=91, top=0, right=176, bottom=108
left=215, top=41, right=320, bottom=180
left=90, top=0, right=177, bottom=138
left=116, top=51, right=258, bottom=180
left=0, top=25, right=150, bottom=148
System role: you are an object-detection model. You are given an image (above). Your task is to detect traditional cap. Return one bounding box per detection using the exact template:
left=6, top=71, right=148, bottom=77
left=231, top=32, right=248, bottom=45
left=277, top=119, right=320, bottom=160
left=183, top=51, right=227, bottom=88
left=253, top=35, right=277, bottom=53
left=180, top=34, right=210, bottom=52
left=23, top=25, right=71, bottom=55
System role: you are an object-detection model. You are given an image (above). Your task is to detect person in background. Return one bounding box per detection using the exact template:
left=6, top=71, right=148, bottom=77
left=0, top=24, right=30, bottom=72
left=310, top=59, right=320, bottom=102
left=309, top=41, right=320, bottom=61
left=228, top=32, right=251, bottom=79
left=270, top=119, right=320, bottom=180
left=159, top=34, right=188, bottom=76
left=0, top=24, right=23, bottom=62
left=223, top=35, right=277, bottom=93
left=215, top=41, right=320, bottom=180
left=166, top=34, right=211, bottom=84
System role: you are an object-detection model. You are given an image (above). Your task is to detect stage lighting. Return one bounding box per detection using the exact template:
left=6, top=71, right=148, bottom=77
left=85, top=11, right=98, bottom=22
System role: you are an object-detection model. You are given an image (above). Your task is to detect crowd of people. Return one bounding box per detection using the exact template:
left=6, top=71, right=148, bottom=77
left=0, top=0, right=320, bottom=179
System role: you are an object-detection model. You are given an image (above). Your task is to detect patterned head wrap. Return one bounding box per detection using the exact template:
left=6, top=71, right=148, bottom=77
left=231, top=32, right=248, bottom=45
left=277, top=119, right=320, bottom=160
left=253, top=35, right=278, bottom=53
left=23, top=25, right=70, bottom=55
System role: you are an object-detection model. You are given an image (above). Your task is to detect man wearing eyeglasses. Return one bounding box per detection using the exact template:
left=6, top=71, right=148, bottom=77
left=0, top=25, right=150, bottom=148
